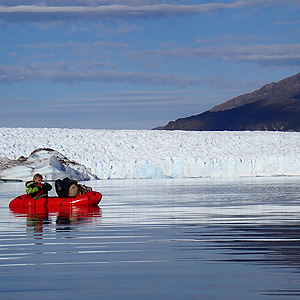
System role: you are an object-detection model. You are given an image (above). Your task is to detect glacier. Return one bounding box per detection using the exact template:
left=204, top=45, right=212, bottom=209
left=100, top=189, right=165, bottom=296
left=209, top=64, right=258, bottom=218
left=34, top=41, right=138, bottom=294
left=0, top=127, right=300, bottom=181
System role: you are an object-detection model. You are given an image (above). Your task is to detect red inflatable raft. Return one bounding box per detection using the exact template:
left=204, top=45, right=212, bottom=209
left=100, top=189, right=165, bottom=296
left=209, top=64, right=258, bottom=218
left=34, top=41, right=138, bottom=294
left=10, top=203, right=102, bottom=221
left=9, top=191, right=102, bottom=210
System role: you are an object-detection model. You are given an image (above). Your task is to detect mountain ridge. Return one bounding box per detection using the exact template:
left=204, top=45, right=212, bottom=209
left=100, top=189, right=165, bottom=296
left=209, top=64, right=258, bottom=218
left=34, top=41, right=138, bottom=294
left=154, top=72, right=300, bottom=131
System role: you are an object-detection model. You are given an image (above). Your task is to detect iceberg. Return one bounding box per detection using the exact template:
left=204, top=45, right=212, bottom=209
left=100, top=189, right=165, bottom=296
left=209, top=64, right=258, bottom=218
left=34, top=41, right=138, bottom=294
left=0, top=127, right=300, bottom=181
left=0, top=148, right=98, bottom=181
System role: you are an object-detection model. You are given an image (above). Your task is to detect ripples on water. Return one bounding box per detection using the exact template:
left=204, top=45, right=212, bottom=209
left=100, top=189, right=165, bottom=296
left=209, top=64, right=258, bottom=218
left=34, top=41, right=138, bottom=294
left=0, top=177, right=300, bottom=299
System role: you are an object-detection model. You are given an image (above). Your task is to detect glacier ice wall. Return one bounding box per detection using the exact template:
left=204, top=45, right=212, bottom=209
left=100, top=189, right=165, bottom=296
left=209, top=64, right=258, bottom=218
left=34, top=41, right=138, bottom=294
left=0, top=128, right=300, bottom=180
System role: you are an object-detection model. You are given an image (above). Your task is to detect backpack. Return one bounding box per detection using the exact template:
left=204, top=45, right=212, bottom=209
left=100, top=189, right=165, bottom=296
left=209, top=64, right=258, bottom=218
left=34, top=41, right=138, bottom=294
left=55, top=177, right=92, bottom=197
left=55, top=177, right=77, bottom=197
left=78, top=184, right=92, bottom=195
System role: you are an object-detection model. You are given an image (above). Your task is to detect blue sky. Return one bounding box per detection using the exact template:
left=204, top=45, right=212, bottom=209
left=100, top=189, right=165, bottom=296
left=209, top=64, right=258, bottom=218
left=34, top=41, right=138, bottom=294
left=0, top=0, right=300, bottom=130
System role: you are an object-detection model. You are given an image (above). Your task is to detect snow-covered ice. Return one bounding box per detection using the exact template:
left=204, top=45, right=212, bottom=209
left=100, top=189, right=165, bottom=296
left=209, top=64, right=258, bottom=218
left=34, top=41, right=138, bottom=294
left=0, top=148, right=98, bottom=181
left=0, top=127, right=300, bottom=181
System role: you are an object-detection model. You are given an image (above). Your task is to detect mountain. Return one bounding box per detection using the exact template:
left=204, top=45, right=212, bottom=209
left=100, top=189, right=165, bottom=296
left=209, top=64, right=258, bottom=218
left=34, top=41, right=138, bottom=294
left=154, top=72, right=300, bottom=131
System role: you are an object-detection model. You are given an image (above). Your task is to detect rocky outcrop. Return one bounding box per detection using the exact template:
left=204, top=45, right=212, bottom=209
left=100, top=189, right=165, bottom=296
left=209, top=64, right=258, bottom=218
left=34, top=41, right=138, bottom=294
left=210, top=72, right=300, bottom=112
left=154, top=72, right=300, bottom=131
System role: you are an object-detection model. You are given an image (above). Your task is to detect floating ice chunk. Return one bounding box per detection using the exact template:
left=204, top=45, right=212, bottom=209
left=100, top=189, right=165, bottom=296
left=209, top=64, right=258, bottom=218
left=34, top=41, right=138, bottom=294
left=0, top=148, right=98, bottom=182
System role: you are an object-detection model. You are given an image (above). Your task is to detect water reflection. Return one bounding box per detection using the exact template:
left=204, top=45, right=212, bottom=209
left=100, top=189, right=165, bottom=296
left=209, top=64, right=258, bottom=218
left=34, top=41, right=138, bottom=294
left=200, top=222, right=300, bottom=298
left=10, top=205, right=102, bottom=237
left=210, top=223, right=300, bottom=268
left=2, top=178, right=300, bottom=299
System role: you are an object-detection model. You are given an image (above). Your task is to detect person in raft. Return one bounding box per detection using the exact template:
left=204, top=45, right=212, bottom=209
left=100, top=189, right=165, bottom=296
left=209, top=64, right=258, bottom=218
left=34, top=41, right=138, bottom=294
left=25, top=173, right=52, bottom=200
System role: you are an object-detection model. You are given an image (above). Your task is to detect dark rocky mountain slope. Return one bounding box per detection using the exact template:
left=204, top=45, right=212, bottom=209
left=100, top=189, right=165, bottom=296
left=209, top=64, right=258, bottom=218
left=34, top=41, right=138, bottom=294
left=154, top=72, right=300, bottom=131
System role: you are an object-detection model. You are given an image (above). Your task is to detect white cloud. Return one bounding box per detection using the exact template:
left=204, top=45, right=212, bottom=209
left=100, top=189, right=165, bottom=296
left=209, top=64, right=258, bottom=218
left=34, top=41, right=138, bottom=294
left=93, top=41, right=133, bottom=49
left=0, top=0, right=290, bottom=21
left=133, top=43, right=300, bottom=65
left=0, top=63, right=214, bottom=86
left=48, top=90, right=203, bottom=111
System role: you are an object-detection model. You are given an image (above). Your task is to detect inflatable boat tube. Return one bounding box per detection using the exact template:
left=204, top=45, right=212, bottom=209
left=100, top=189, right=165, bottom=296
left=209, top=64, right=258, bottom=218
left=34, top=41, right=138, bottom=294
left=9, top=191, right=102, bottom=209
left=10, top=203, right=101, bottom=220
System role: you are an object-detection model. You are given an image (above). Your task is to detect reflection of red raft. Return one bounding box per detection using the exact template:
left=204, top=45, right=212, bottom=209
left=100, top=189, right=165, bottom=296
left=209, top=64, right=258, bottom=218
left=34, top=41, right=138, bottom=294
left=9, top=191, right=102, bottom=210
left=10, top=204, right=102, bottom=233
left=10, top=202, right=102, bottom=215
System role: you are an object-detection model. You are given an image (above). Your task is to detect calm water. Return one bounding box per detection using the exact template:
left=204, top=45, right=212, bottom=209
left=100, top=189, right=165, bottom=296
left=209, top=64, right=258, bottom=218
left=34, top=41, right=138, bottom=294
left=1, top=177, right=300, bottom=300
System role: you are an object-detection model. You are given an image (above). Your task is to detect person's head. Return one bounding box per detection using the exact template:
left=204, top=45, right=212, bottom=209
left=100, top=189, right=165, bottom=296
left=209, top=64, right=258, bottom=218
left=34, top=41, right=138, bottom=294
left=33, top=173, right=43, bottom=183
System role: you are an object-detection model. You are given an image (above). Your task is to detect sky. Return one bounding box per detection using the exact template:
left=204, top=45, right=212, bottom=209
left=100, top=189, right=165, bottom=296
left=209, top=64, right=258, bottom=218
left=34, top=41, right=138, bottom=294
left=0, top=0, right=300, bottom=130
